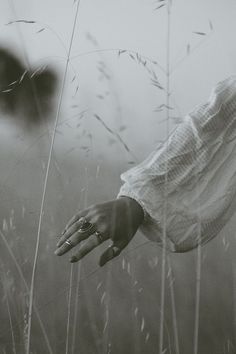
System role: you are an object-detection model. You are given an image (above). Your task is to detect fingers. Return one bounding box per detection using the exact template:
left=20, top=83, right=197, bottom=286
left=63, top=210, right=88, bottom=233
left=57, top=219, right=96, bottom=248
left=99, top=243, right=123, bottom=267
left=55, top=223, right=97, bottom=256
left=69, top=234, right=102, bottom=263
left=54, top=238, right=75, bottom=256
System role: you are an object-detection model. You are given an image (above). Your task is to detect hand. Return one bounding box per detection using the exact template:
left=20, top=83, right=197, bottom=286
left=54, top=197, right=144, bottom=266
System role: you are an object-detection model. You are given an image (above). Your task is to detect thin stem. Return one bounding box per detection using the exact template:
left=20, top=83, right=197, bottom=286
left=26, top=1, right=82, bottom=353
left=159, top=1, right=171, bottom=353
left=0, top=267, right=17, bottom=354
left=66, top=265, right=74, bottom=354
left=71, top=263, right=81, bottom=354
left=6, top=296, right=17, bottom=354
left=193, top=242, right=201, bottom=354
left=0, top=230, right=53, bottom=354
left=81, top=167, right=100, bottom=353
left=167, top=256, right=180, bottom=354
left=0, top=239, right=152, bottom=343
left=193, top=112, right=202, bottom=354
left=102, top=263, right=112, bottom=354
left=71, top=48, right=166, bottom=74
left=7, top=0, right=68, bottom=196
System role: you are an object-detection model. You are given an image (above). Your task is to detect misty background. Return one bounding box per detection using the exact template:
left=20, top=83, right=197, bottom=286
left=0, top=0, right=236, bottom=353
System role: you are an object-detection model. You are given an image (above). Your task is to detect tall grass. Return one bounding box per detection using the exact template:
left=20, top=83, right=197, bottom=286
left=159, top=1, right=171, bottom=353
left=0, top=230, right=53, bottom=353
left=71, top=263, right=81, bottom=354
left=0, top=263, right=17, bottom=354
left=167, top=256, right=180, bottom=354
left=193, top=152, right=202, bottom=354
left=26, top=1, right=81, bottom=353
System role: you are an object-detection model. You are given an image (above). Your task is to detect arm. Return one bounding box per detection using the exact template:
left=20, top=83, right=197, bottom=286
left=118, top=75, right=236, bottom=252
left=55, top=75, right=236, bottom=263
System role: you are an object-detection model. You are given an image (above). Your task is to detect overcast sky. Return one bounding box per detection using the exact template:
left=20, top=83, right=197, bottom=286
left=0, top=0, right=236, bottom=160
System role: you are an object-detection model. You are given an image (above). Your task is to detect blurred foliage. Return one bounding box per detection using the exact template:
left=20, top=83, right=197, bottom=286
left=0, top=46, right=58, bottom=130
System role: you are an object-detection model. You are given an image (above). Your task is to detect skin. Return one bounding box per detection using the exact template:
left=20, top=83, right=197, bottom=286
left=54, top=196, right=144, bottom=266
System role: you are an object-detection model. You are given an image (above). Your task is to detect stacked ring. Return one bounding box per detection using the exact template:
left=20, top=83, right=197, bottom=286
left=78, top=217, right=105, bottom=244
left=78, top=217, right=96, bottom=234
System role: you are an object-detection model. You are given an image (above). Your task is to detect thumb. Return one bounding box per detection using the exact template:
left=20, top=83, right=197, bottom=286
left=99, top=243, right=124, bottom=267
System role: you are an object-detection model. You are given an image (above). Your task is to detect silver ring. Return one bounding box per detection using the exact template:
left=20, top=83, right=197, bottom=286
left=95, top=230, right=105, bottom=244
left=65, top=239, right=73, bottom=247
left=78, top=221, right=96, bottom=233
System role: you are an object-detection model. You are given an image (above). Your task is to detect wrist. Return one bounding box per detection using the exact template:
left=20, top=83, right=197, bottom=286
left=118, top=195, right=145, bottom=223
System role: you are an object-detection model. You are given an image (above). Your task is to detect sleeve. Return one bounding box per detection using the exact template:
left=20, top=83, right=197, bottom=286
left=117, top=75, right=236, bottom=252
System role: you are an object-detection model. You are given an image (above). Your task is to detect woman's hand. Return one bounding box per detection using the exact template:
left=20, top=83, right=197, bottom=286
left=54, top=197, right=144, bottom=266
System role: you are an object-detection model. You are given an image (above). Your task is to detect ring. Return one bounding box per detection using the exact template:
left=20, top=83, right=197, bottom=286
left=110, top=245, right=121, bottom=257
left=95, top=230, right=105, bottom=244
left=78, top=217, right=96, bottom=234
left=65, top=239, right=73, bottom=247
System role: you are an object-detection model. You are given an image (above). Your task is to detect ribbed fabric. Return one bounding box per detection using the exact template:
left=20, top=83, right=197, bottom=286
left=118, top=75, right=236, bottom=252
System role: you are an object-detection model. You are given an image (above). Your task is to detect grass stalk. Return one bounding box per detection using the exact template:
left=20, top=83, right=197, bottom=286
left=167, top=256, right=180, bottom=354
left=193, top=107, right=202, bottom=354
left=0, top=265, right=17, bottom=354
left=71, top=263, right=81, bottom=354
left=6, top=295, right=17, bottom=354
left=193, top=242, right=201, bottom=354
left=159, top=1, right=171, bottom=353
left=65, top=265, right=74, bottom=354
left=80, top=167, right=100, bottom=354
left=26, top=1, right=82, bottom=353
left=0, top=230, right=53, bottom=354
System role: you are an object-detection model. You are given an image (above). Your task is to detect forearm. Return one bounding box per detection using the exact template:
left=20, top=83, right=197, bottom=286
left=117, top=75, right=236, bottom=252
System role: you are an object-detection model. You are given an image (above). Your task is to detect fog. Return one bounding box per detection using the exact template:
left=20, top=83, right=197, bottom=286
left=0, top=0, right=236, bottom=353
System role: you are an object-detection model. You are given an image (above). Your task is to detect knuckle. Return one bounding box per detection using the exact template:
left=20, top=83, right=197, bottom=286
left=74, top=220, right=82, bottom=229
left=96, top=213, right=106, bottom=223
left=98, top=222, right=108, bottom=234
left=92, top=214, right=101, bottom=224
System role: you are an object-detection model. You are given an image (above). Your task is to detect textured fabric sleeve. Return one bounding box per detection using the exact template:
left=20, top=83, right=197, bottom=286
left=117, top=75, right=236, bottom=252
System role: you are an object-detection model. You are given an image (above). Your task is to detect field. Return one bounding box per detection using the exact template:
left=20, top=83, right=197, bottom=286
left=0, top=0, right=236, bottom=353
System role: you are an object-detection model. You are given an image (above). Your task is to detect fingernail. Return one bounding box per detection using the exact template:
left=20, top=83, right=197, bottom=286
left=70, top=256, right=78, bottom=263
left=54, top=249, right=61, bottom=256
left=112, top=246, right=121, bottom=256
left=99, top=259, right=106, bottom=267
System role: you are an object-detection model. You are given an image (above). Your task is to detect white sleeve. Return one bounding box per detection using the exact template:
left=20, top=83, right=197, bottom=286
left=118, top=75, right=236, bottom=252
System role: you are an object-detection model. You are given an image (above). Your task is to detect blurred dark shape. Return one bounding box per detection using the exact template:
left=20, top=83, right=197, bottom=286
left=0, top=46, right=58, bottom=129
